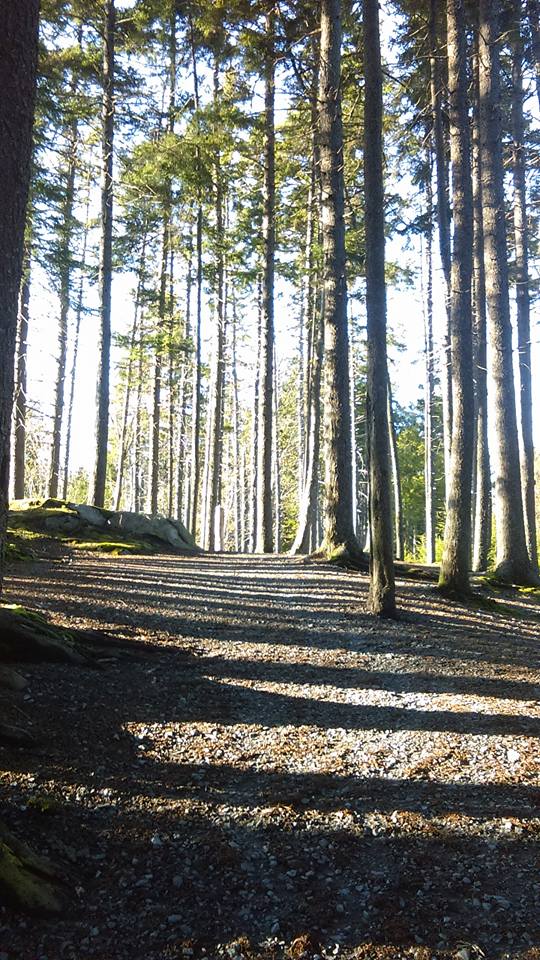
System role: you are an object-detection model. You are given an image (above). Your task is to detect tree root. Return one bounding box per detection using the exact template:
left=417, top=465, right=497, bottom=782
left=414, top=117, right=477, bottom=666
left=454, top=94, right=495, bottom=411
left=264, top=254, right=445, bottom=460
left=0, top=721, right=36, bottom=747
left=0, top=822, right=63, bottom=913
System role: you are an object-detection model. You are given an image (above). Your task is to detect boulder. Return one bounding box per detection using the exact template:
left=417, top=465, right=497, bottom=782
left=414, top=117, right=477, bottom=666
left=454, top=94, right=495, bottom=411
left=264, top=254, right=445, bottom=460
left=70, top=504, right=109, bottom=529
left=43, top=513, right=81, bottom=534
left=109, top=511, right=197, bottom=550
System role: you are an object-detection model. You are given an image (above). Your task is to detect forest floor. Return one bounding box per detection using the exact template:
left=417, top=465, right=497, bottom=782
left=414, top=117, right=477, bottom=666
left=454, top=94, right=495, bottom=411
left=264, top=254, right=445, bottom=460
left=2, top=549, right=540, bottom=960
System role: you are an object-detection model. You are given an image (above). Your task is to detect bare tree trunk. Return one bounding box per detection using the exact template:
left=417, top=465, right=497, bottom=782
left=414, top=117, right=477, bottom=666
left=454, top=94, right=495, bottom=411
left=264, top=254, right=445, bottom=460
left=511, top=0, right=538, bottom=572
left=62, top=184, right=90, bottom=501
left=272, top=348, right=281, bottom=553
left=429, top=0, right=453, bottom=495
left=527, top=0, right=540, bottom=110
left=471, top=31, right=491, bottom=572
left=187, top=17, right=202, bottom=540
left=147, top=220, right=168, bottom=514
left=231, top=293, right=241, bottom=552
left=114, top=234, right=146, bottom=511
left=363, top=0, right=396, bottom=615
left=49, top=117, right=78, bottom=498
left=318, top=0, right=359, bottom=560
left=14, top=247, right=31, bottom=500
left=439, top=0, right=474, bottom=597
left=177, top=231, right=193, bottom=524
left=250, top=278, right=262, bottom=552
left=92, top=0, right=115, bottom=508
left=478, top=0, right=538, bottom=585
left=387, top=380, right=404, bottom=561
left=423, top=160, right=436, bottom=565
left=256, top=12, right=275, bottom=553
left=134, top=312, right=145, bottom=514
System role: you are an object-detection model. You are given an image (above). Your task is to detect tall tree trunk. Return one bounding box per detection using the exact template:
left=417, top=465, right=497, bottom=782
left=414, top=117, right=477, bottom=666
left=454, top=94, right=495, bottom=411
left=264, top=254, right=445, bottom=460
left=471, top=32, right=491, bottom=572
left=256, top=11, right=275, bottom=553
left=318, top=0, right=359, bottom=560
left=92, top=0, right=115, bottom=508
left=14, top=247, right=31, bottom=500
left=439, top=0, right=474, bottom=597
left=147, top=220, right=168, bottom=514
left=49, top=118, right=78, bottom=498
left=114, top=235, right=146, bottom=511
left=133, top=312, right=145, bottom=514
left=187, top=18, right=202, bottom=539
left=387, top=380, right=404, bottom=562
left=429, top=0, right=453, bottom=495
left=272, top=347, right=281, bottom=553
left=62, top=183, right=90, bottom=501
left=177, top=232, right=193, bottom=524
left=363, top=0, right=396, bottom=615
left=527, top=0, right=540, bottom=110
left=250, top=282, right=262, bottom=552
left=478, top=0, right=538, bottom=585
left=231, top=293, right=241, bottom=552
left=423, top=159, right=436, bottom=565
left=0, top=0, right=39, bottom=587
left=203, top=67, right=226, bottom=551
left=512, top=0, right=538, bottom=572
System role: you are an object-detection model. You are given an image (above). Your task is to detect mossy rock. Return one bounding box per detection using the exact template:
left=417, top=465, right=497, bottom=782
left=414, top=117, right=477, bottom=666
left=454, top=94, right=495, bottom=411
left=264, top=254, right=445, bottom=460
left=0, top=824, right=63, bottom=913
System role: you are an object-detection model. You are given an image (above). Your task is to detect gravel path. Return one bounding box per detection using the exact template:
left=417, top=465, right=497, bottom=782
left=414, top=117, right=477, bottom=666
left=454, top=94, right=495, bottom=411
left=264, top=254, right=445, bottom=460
left=2, top=552, right=540, bottom=960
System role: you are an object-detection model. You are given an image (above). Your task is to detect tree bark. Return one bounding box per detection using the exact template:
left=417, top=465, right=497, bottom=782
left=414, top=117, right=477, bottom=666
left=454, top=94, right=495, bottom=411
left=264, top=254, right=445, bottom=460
left=511, top=0, right=538, bottom=573
left=318, top=0, right=359, bottom=560
left=364, top=0, right=396, bottom=615
left=92, top=0, right=115, bottom=508
left=187, top=16, right=202, bottom=540
left=387, top=380, right=404, bottom=562
left=256, top=11, right=275, bottom=554
left=471, top=31, right=491, bottom=573
left=429, top=0, right=453, bottom=495
left=423, top=158, right=436, bottom=565
left=62, top=184, right=90, bottom=501
left=14, top=247, right=31, bottom=500
left=438, top=0, right=475, bottom=598
left=478, top=0, right=538, bottom=585
left=49, top=117, right=78, bottom=498
left=527, top=0, right=540, bottom=111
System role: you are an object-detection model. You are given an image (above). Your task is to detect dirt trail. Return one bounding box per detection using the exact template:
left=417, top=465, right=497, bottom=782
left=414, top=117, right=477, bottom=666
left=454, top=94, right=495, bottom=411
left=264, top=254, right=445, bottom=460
left=1, top=553, right=540, bottom=960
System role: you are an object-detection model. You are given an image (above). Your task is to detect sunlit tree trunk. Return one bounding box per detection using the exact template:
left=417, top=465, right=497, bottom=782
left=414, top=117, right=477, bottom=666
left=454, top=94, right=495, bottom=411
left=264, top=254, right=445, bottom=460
left=429, top=0, right=452, bottom=495
left=439, top=0, right=474, bottom=597
left=256, top=11, right=275, bottom=553
left=364, top=0, right=396, bottom=614
left=62, top=184, right=90, bottom=501
left=14, top=247, right=31, bottom=500
left=92, top=0, right=115, bottom=508
left=387, top=380, right=404, bottom=561
left=471, top=31, right=491, bottom=572
left=423, top=157, right=436, bottom=565
left=49, top=117, right=78, bottom=498
left=527, top=0, right=540, bottom=110
left=511, top=0, right=538, bottom=572
left=478, top=0, right=538, bottom=585
left=319, top=0, right=359, bottom=560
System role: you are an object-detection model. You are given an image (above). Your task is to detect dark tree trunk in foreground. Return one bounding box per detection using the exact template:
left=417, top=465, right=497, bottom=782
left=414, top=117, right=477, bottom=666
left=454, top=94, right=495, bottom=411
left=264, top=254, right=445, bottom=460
left=471, top=32, right=491, bottom=572
left=364, top=0, right=395, bottom=615
left=318, top=0, right=359, bottom=560
left=92, top=0, right=115, bottom=508
left=0, top=0, right=38, bottom=579
left=256, top=11, right=275, bottom=553
left=511, top=1, right=538, bottom=573
left=14, top=248, right=31, bottom=500
left=0, top=0, right=65, bottom=913
left=478, top=0, right=538, bottom=585
left=439, top=0, right=474, bottom=597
